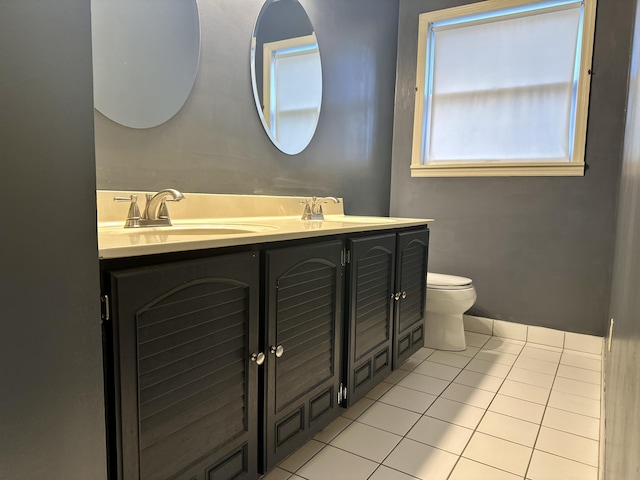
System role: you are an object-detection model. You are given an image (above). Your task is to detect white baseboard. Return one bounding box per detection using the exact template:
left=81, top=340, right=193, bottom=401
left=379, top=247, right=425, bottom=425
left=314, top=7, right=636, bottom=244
left=463, top=315, right=604, bottom=354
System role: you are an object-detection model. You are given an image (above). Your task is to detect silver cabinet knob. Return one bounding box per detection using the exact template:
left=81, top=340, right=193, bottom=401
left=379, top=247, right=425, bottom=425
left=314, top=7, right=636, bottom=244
left=250, top=352, right=265, bottom=365
left=401, top=291, right=407, bottom=299
left=270, top=345, right=284, bottom=358
left=393, top=292, right=401, bottom=301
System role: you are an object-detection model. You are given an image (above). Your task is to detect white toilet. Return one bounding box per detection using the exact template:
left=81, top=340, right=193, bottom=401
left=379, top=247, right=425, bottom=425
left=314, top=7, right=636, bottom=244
left=425, top=273, right=477, bottom=351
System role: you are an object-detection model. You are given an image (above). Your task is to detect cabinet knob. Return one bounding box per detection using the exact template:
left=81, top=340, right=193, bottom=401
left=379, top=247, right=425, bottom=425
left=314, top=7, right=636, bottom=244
left=250, top=352, right=265, bottom=365
left=393, top=292, right=401, bottom=301
left=270, top=345, right=284, bottom=358
left=401, top=291, right=407, bottom=299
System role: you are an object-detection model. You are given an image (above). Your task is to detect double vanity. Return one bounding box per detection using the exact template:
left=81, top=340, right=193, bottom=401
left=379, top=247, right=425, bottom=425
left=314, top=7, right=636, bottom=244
left=98, top=191, right=432, bottom=480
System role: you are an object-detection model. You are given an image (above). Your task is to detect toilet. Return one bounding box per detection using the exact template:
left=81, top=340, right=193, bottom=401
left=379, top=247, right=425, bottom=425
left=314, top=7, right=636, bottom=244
left=425, top=273, right=477, bottom=351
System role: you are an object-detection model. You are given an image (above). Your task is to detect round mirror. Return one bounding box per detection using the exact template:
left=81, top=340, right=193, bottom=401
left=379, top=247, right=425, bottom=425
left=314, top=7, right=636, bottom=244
left=250, top=0, right=323, bottom=155
left=91, top=0, right=201, bottom=129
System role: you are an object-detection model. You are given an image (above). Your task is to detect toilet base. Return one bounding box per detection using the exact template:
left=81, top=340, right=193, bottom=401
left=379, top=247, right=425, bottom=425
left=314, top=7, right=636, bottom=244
left=424, top=312, right=467, bottom=351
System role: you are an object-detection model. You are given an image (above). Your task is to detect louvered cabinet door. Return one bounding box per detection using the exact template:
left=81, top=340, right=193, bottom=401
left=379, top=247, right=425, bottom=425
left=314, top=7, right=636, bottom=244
left=263, top=240, right=343, bottom=471
left=393, top=228, right=430, bottom=368
left=108, top=252, right=260, bottom=480
left=345, top=234, right=396, bottom=405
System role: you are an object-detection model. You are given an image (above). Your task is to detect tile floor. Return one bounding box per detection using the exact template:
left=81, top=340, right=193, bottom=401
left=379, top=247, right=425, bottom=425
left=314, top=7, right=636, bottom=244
left=262, top=332, right=603, bottom=480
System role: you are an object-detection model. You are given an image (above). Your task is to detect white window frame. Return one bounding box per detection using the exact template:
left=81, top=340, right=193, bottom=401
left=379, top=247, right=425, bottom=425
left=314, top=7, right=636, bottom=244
left=262, top=34, right=320, bottom=141
left=410, top=0, right=597, bottom=177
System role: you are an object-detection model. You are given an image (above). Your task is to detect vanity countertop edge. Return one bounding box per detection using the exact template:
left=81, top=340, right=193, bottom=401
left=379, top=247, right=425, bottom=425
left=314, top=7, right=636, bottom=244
left=97, top=191, right=434, bottom=260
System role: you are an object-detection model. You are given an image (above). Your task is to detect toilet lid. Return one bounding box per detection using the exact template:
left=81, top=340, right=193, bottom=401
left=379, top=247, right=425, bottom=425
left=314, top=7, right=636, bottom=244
left=427, top=272, right=473, bottom=289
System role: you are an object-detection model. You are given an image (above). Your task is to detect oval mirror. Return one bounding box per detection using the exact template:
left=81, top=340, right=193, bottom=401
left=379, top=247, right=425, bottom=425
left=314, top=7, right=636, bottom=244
left=91, top=0, right=201, bottom=129
left=250, top=0, right=322, bottom=155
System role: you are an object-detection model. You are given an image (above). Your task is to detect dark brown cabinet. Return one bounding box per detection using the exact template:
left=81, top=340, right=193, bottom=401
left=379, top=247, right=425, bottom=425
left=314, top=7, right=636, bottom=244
left=102, top=226, right=429, bottom=479
left=104, top=252, right=260, bottom=480
left=263, top=240, right=344, bottom=471
left=393, top=229, right=430, bottom=368
left=344, top=228, right=429, bottom=405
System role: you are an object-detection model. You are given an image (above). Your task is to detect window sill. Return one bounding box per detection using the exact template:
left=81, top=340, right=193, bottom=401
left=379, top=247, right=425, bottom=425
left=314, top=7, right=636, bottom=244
left=410, top=161, right=585, bottom=178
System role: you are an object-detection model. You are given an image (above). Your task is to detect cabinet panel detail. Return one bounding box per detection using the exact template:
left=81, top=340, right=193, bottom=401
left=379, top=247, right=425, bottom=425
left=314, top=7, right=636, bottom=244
left=205, top=444, right=248, bottom=480
left=354, top=248, right=394, bottom=360
left=276, top=407, right=304, bottom=447
left=374, top=349, right=389, bottom=373
left=398, top=242, right=427, bottom=332
left=275, top=261, right=336, bottom=411
left=354, top=362, right=372, bottom=388
left=309, top=387, right=333, bottom=422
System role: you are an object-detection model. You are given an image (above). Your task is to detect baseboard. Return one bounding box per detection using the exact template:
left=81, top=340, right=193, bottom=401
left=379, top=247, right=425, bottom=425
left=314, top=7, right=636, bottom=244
left=463, top=315, right=604, bottom=354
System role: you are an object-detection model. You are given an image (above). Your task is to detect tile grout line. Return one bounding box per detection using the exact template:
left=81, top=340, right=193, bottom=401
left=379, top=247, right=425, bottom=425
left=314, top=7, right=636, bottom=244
left=273, top=334, right=602, bottom=480
left=446, top=335, right=535, bottom=479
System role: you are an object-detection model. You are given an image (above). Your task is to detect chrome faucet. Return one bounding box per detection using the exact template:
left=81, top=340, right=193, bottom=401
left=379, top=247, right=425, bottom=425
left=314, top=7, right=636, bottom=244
left=300, top=196, right=340, bottom=221
left=142, top=188, right=185, bottom=226
left=114, top=189, right=185, bottom=228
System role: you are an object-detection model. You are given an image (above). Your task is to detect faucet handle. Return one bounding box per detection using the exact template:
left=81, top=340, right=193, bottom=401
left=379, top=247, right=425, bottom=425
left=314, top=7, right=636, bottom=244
left=114, top=194, right=141, bottom=228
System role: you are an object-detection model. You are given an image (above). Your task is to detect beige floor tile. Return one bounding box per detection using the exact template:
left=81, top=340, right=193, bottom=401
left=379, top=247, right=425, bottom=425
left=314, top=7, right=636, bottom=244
left=560, top=352, right=601, bottom=372
left=556, top=364, right=601, bottom=385
left=542, top=407, right=600, bottom=440
left=507, top=366, right=555, bottom=389
left=441, top=382, right=495, bottom=409
left=357, top=402, right=421, bottom=436
left=368, top=465, right=420, bottom=480
left=527, top=450, right=598, bottom=480
left=364, top=381, right=393, bottom=400
left=488, top=394, right=545, bottom=424
left=477, top=410, right=539, bottom=447
left=475, top=350, right=518, bottom=366
left=413, top=360, right=461, bottom=381
left=296, top=445, right=378, bottom=480
left=342, top=397, right=374, bottom=420
left=314, top=416, right=352, bottom=443
left=465, top=358, right=511, bottom=378
left=463, top=432, right=532, bottom=476
left=406, top=415, right=473, bottom=454
left=553, top=377, right=600, bottom=400
left=397, top=371, right=450, bottom=396
left=383, top=438, right=458, bottom=480
left=499, top=379, right=550, bottom=405
left=278, top=439, right=325, bottom=473
left=428, top=350, right=472, bottom=368
left=449, top=457, right=522, bottom=480
left=378, top=384, right=437, bottom=414
left=453, top=369, right=504, bottom=392
left=513, top=356, right=558, bottom=375
left=535, top=426, right=599, bottom=467
left=547, top=390, right=600, bottom=418
left=330, top=421, right=402, bottom=462
left=425, top=397, right=485, bottom=429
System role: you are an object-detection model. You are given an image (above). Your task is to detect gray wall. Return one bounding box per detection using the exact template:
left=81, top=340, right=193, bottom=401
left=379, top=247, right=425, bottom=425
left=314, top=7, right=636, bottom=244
left=0, top=1, right=106, bottom=479
left=604, top=0, right=640, bottom=475
left=390, top=0, right=635, bottom=335
left=95, top=0, right=400, bottom=217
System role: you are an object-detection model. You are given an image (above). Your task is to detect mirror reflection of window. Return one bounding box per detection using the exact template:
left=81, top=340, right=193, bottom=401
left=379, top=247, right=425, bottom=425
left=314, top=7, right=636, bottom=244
left=251, top=0, right=323, bottom=155
left=263, top=35, right=321, bottom=154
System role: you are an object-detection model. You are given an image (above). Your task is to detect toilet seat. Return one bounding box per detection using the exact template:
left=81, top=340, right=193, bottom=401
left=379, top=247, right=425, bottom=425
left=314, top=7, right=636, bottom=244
left=427, top=272, right=473, bottom=290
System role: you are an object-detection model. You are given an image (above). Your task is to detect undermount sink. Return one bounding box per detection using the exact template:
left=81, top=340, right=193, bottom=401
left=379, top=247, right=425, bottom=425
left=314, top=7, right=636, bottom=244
left=103, top=223, right=279, bottom=236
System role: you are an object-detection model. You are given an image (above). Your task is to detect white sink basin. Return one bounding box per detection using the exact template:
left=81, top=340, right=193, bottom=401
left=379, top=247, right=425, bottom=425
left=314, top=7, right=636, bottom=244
left=103, top=223, right=279, bottom=236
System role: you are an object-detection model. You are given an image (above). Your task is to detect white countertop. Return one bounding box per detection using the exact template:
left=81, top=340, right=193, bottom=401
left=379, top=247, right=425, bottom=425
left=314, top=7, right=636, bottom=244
left=97, top=191, right=433, bottom=259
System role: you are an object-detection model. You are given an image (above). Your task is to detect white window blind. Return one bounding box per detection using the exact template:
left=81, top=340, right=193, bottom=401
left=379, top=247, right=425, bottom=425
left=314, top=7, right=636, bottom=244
left=272, top=47, right=322, bottom=153
left=410, top=0, right=596, bottom=177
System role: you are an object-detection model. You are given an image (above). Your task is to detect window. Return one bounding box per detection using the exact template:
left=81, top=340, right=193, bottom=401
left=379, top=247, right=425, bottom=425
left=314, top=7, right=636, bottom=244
left=411, top=0, right=596, bottom=177
left=263, top=34, right=322, bottom=154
